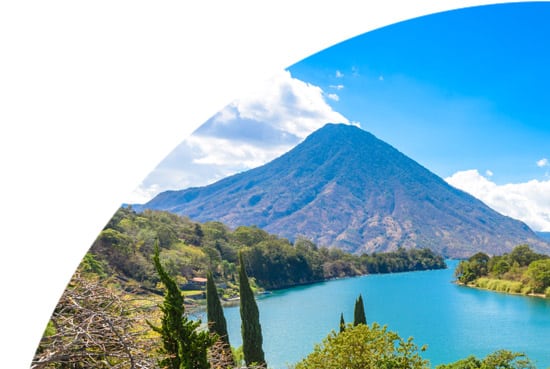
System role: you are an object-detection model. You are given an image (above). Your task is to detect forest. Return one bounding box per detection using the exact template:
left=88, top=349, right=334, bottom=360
left=454, top=245, right=550, bottom=296
left=89, top=206, right=447, bottom=295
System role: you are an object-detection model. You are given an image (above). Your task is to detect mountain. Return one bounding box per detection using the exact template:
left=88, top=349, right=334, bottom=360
left=537, top=232, right=550, bottom=242
left=136, top=123, right=550, bottom=258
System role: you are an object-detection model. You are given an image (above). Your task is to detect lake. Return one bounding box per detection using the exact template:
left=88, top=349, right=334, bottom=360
left=200, top=260, right=550, bottom=368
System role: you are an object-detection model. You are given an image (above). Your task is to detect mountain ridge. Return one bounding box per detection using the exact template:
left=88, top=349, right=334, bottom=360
left=136, top=123, right=549, bottom=258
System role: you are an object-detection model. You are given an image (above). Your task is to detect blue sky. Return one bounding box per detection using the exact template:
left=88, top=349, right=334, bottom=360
left=130, top=2, right=550, bottom=231
left=288, top=2, right=550, bottom=184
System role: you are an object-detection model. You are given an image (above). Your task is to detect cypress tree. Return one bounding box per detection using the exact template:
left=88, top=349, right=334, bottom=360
left=238, top=251, right=266, bottom=367
left=149, top=244, right=214, bottom=369
left=206, top=270, right=234, bottom=366
left=339, top=313, right=346, bottom=333
left=353, top=294, right=367, bottom=326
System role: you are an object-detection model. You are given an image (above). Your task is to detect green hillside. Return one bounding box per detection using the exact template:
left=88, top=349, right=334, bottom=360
left=86, top=206, right=446, bottom=296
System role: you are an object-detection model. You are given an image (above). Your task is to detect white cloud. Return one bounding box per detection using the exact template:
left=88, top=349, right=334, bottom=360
left=485, top=169, right=493, bottom=177
left=330, top=84, right=344, bottom=90
left=128, top=70, right=354, bottom=203
left=187, top=135, right=289, bottom=168
left=445, top=169, right=550, bottom=232
left=335, top=70, right=344, bottom=78
left=537, top=158, right=549, bottom=167
left=216, top=69, right=351, bottom=139
left=125, top=183, right=161, bottom=204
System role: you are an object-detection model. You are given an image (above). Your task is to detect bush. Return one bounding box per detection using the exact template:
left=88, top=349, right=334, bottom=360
left=294, top=323, right=429, bottom=369
left=474, top=278, right=524, bottom=294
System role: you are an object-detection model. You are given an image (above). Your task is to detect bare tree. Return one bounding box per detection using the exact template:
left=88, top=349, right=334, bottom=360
left=207, top=339, right=236, bottom=369
left=208, top=339, right=267, bottom=369
left=32, top=272, right=159, bottom=369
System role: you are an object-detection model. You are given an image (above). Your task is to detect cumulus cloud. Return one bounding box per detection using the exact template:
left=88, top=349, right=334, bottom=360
left=202, top=69, right=351, bottom=140
left=335, top=70, right=344, bottom=78
left=537, top=158, right=549, bottom=167
left=445, top=169, right=550, bottom=232
left=127, top=70, right=354, bottom=203
left=330, top=84, right=344, bottom=90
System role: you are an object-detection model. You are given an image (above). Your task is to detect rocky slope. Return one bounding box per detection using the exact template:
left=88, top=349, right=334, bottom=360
left=136, top=123, right=550, bottom=258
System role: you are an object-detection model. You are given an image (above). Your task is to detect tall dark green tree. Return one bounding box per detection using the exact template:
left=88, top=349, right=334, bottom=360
left=238, top=251, right=266, bottom=367
left=206, top=270, right=234, bottom=367
left=339, top=313, right=346, bottom=333
left=353, top=294, right=367, bottom=326
left=149, top=244, right=214, bottom=369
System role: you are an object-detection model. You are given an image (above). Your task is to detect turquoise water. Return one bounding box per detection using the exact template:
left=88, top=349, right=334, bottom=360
left=206, top=260, right=550, bottom=368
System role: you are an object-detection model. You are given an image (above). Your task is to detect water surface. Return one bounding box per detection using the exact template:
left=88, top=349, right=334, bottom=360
left=207, top=260, right=550, bottom=368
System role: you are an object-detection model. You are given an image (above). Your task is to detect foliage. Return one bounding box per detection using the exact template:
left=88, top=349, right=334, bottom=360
left=240, top=237, right=321, bottom=289
left=149, top=245, right=215, bottom=369
left=455, top=245, right=550, bottom=296
left=238, top=252, right=266, bottom=368
left=79, top=252, right=108, bottom=277
left=294, top=323, right=429, bottom=369
left=32, top=272, right=157, bottom=369
left=90, top=207, right=446, bottom=295
left=474, top=278, right=526, bottom=295
left=206, top=270, right=234, bottom=367
left=360, top=247, right=447, bottom=274
left=525, top=259, right=550, bottom=293
left=455, top=252, right=490, bottom=284
left=435, top=349, right=535, bottom=369
left=353, top=294, right=367, bottom=326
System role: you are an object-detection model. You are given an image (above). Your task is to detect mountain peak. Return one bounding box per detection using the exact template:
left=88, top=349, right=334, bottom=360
left=139, top=124, right=550, bottom=257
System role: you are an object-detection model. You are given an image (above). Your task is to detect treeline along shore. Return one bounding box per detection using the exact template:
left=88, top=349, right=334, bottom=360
left=454, top=244, right=550, bottom=298
left=89, top=206, right=446, bottom=298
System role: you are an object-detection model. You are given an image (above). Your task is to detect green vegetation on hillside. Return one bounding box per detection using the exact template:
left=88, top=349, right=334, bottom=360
left=89, top=207, right=446, bottom=296
left=455, top=245, right=550, bottom=296
left=34, top=241, right=539, bottom=369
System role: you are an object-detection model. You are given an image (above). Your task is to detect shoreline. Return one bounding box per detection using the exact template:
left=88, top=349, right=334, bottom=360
left=453, top=280, right=547, bottom=299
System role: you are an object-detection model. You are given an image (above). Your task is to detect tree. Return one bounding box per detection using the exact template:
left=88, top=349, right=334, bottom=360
left=353, top=294, right=367, bottom=326
left=526, top=258, right=550, bottom=293
left=508, top=245, right=544, bottom=267
left=490, top=257, right=511, bottom=277
left=149, top=244, right=214, bottom=369
left=455, top=252, right=490, bottom=284
left=206, top=270, right=234, bottom=367
left=339, top=313, right=346, bottom=333
left=435, top=349, right=535, bottom=369
left=294, top=323, right=429, bottom=369
left=238, top=251, right=266, bottom=367
left=32, top=272, right=156, bottom=369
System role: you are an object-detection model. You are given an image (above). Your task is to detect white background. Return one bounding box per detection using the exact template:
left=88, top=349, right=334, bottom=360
left=0, top=1, right=534, bottom=367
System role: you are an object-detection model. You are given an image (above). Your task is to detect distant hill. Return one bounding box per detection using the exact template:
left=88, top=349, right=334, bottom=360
left=135, top=123, right=550, bottom=258
left=537, top=232, right=550, bottom=242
